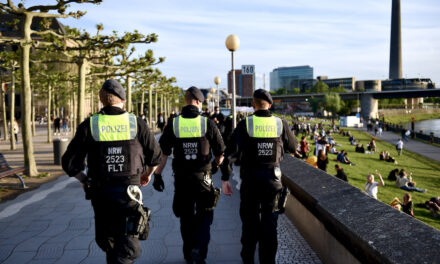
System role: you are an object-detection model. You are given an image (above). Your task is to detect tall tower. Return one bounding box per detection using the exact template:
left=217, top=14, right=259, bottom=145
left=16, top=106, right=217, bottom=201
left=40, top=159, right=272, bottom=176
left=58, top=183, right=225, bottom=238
left=389, top=0, right=402, bottom=79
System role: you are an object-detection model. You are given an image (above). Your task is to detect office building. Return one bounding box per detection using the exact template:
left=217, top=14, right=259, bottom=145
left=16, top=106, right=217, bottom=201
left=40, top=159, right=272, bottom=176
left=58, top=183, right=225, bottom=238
left=227, top=69, right=254, bottom=97
left=270, top=66, right=313, bottom=92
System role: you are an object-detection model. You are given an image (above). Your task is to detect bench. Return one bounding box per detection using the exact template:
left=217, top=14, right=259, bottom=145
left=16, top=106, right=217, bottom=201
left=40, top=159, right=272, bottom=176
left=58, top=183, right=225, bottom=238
left=0, top=153, right=27, bottom=189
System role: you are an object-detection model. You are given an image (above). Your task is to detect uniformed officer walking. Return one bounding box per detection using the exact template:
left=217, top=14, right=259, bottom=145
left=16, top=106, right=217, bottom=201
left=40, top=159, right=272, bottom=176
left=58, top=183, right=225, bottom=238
left=62, top=79, right=162, bottom=264
left=153, top=86, right=233, bottom=264
left=221, top=89, right=298, bottom=264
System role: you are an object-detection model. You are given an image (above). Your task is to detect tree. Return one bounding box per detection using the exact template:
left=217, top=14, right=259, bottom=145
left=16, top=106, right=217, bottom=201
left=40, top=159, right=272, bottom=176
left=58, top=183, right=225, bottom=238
left=311, top=81, right=329, bottom=93
left=275, top=87, right=287, bottom=95
left=292, top=88, right=300, bottom=94
left=323, top=92, right=341, bottom=118
left=309, top=96, right=323, bottom=113
left=0, top=0, right=102, bottom=176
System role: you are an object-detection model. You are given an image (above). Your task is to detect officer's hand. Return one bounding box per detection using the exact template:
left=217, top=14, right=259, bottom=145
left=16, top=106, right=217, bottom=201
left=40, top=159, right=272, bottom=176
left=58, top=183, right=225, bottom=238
left=140, top=173, right=151, bottom=187
left=152, top=173, right=165, bottom=192
left=222, top=180, right=233, bottom=196
left=211, top=160, right=219, bottom=175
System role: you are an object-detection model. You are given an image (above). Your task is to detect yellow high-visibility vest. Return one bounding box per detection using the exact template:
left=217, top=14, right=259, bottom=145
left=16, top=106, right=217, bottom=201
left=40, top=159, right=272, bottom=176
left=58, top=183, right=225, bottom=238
left=246, top=115, right=282, bottom=138
left=90, top=113, right=137, bottom=141
left=173, top=115, right=207, bottom=138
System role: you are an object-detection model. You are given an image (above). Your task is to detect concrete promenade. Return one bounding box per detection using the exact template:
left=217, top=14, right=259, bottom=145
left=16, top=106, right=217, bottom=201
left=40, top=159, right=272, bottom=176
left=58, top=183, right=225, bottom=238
left=0, top=127, right=320, bottom=263
left=358, top=126, right=440, bottom=163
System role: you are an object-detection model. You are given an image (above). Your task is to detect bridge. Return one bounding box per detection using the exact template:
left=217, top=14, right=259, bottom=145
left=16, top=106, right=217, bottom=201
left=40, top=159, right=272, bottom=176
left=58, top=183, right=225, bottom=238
left=237, top=89, right=440, bottom=119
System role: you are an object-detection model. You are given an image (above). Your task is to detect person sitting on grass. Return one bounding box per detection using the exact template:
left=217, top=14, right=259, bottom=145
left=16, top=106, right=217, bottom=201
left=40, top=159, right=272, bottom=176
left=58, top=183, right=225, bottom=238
left=355, top=144, right=365, bottom=153
left=388, top=168, right=399, bottom=181
left=391, top=193, right=414, bottom=216
left=425, top=197, right=440, bottom=218
left=395, top=170, right=426, bottom=193
left=334, top=164, right=348, bottom=182
left=365, top=172, right=385, bottom=200
left=380, top=151, right=397, bottom=164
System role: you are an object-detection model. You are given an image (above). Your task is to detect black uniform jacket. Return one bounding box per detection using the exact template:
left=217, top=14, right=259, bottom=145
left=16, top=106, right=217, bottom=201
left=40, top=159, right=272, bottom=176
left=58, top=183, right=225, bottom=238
left=159, top=105, right=225, bottom=173
left=221, top=110, right=298, bottom=181
left=62, top=106, right=162, bottom=178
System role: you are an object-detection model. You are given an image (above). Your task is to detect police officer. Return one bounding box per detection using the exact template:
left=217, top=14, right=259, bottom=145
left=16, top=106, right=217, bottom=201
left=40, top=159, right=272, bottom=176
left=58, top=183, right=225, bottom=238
left=62, top=79, right=162, bottom=264
left=153, top=86, right=233, bottom=264
left=221, top=89, right=298, bottom=264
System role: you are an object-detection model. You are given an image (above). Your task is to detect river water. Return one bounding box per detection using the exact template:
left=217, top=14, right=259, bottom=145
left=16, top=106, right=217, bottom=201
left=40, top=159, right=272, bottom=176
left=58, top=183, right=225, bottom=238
left=404, top=119, right=440, bottom=136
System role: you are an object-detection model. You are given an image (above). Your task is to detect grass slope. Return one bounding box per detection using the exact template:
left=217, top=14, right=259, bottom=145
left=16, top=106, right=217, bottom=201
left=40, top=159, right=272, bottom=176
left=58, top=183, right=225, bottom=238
left=294, top=124, right=440, bottom=230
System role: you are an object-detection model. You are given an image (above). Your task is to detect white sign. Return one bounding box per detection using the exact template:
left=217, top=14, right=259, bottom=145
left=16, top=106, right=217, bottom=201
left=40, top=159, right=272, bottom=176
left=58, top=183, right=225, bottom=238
left=241, top=65, right=255, bottom=75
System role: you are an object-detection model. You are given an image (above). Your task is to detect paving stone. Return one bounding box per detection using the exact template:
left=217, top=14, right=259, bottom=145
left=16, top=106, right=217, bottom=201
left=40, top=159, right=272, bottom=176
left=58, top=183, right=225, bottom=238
left=67, top=218, right=91, bottom=231
left=138, top=240, right=167, bottom=263
left=15, top=235, right=49, bottom=252
left=2, top=251, right=35, bottom=264
left=80, top=256, right=106, bottom=264
left=65, top=235, right=95, bottom=250
left=36, top=223, right=69, bottom=237
left=88, top=240, right=105, bottom=257
left=23, top=220, right=51, bottom=232
left=0, top=244, right=14, bottom=262
left=33, top=242, right=64, bottom=260
left=0, top=231, right=40, bottom=245
left=55, top=249, right=89, bottom=264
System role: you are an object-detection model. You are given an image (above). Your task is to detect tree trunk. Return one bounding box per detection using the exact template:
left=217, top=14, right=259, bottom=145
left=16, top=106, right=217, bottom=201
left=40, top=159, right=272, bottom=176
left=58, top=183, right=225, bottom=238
left=126, top=76, right=132, bottom=113
left=72, top=90, right=77, bottom=136
left=47, top=82, right=52, bottom=143
left=31, top=86, right=36, bottom=136
left=140, top=88, right=145, bottom=116
left=1, top=82, right=8, bottom=140
left=154, top=91, right=158, bottom=128
left=77, top=58, right=87, bottom=126
left=148, top=86, right=153, bottom=127
left=20, top=14, right=38, bottom=176
left=9, top=68, right=16, bottom=150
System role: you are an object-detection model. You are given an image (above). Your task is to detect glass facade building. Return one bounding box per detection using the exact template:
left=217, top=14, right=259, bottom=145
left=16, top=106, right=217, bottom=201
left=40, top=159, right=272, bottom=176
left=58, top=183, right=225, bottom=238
left=270, top=66, right=313, bottom=92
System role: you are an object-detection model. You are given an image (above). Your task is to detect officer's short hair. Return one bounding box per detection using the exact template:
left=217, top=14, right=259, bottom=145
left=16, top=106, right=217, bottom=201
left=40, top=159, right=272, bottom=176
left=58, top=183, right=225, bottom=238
left=253, top=97, right=270, bottom=108
left=99, top=88, right=123, bottom=106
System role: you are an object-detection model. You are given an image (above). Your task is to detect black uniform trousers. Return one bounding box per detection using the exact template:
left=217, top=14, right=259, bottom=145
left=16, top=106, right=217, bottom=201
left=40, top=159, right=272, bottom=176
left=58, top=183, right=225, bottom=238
left=239, top=168, right=282, bottom=264
left=91, top=189, right=141, bottom=264
left=173, top=172, right=214, bottom=262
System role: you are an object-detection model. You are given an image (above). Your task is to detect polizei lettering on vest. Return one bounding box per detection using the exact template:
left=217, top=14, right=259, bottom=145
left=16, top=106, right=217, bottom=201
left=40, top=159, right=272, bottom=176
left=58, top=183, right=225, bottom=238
left=180, top=126, right=200, bottom=133
left=101, top=124, right=128, bottom=133
left=255, top=125, right=276, bottom=133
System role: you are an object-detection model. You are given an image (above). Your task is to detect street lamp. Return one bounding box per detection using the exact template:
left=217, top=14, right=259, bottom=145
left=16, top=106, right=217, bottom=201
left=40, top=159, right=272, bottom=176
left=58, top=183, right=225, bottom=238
left=210, top=87, right=216, bottom=112
left=214, top=76, right=221, bottom=108
left=225, top=34, right=240, bottom=128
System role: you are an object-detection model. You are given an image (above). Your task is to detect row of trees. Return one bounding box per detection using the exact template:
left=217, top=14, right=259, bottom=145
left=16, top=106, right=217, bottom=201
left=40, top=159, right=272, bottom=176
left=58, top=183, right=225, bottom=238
left=0, top=1, right=180, bottom=176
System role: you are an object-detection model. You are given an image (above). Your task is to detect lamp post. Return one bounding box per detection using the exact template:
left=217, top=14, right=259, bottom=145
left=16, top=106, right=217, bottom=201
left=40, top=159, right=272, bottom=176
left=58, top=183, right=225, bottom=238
left=225, top=34, right=240, bottom=128
left=210, top=87, right=216, bottom=112
left=214, top=76, right=221, bottom=108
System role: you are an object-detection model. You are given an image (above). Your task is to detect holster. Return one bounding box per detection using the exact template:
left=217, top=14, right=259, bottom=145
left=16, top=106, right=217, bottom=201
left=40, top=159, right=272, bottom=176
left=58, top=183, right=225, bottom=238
left=273, top=186, right=290, bottom=214
left=125, top=204, right=151, bottom=240
left=201, top=173, right=221, bottom=211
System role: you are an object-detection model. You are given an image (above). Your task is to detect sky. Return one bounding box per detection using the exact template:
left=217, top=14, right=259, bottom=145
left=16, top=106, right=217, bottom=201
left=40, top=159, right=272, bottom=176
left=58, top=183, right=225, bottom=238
left=24, top=0, right=440, bottom=91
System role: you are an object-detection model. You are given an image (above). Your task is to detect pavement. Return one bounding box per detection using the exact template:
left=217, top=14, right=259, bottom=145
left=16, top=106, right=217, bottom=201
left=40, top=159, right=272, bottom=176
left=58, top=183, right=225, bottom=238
left=358, top=126, right=440, bottom=163
left=0, top=126, right=321, bottom=264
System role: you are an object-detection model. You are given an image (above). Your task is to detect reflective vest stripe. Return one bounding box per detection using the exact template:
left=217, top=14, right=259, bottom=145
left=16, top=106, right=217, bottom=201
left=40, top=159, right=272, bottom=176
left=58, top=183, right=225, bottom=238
left=173, top=115, right=207, bottom=138
left=129, top=114, right=137, bottom=139
left=91, top=114, right=100, bottom=141
left=246, top=116, right=283, bottom=138
left=90, top=113, right=137, bottom=141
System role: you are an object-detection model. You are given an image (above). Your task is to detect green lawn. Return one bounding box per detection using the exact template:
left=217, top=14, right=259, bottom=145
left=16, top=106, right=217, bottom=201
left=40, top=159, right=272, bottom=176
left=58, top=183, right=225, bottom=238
left=294, top=124, right=440, bottom=230
left=384, top=112, right=440, bottom=124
